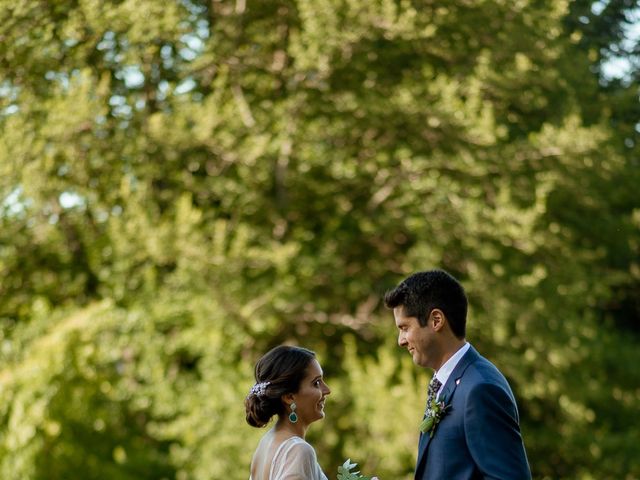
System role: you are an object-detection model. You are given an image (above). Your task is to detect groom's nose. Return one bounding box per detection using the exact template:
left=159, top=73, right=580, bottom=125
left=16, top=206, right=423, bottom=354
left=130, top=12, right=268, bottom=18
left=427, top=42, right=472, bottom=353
left=398, top=332, right=407, bottom=347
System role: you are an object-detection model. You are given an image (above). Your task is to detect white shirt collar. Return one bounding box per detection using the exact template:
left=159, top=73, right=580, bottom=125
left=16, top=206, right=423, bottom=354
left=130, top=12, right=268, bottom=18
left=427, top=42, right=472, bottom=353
left=434, top=342, right=470, bottom=398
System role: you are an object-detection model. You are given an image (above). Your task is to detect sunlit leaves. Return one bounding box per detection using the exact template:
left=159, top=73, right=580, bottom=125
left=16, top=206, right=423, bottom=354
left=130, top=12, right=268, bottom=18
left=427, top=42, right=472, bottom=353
left=1, top=0, right=639, bottom=478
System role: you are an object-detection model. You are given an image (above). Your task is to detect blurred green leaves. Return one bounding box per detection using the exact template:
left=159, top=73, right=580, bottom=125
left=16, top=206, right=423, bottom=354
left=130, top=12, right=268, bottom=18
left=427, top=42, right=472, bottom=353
left=1, top=0, right=639, bottom=479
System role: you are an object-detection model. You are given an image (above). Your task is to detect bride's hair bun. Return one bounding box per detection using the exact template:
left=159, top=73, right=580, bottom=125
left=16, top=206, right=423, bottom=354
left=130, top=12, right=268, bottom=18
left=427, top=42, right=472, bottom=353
left=245, top=345, right=315, bottom=427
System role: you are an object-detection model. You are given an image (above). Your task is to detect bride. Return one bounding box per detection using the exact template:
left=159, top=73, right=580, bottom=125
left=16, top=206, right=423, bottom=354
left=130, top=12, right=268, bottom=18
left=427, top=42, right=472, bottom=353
left=245, top=345, right=330, bottom=480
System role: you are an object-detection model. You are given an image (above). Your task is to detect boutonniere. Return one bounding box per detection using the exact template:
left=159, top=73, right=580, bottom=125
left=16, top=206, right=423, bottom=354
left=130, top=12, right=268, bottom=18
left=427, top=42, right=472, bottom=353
left=419, top=397, right=451, bottom=437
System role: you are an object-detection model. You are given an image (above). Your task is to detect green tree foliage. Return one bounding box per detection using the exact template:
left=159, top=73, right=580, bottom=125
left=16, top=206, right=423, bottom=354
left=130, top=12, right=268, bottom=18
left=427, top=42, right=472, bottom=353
left=1, top=1, right=639, bottom=479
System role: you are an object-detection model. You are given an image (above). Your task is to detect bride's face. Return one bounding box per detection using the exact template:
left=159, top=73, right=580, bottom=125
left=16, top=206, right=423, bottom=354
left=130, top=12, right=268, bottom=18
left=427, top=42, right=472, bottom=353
left=292, top=359, right=331, bottom=426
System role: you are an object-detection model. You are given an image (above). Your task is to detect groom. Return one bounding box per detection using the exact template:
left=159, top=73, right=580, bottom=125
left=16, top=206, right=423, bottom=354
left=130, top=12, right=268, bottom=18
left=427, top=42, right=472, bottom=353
left=384, top=269, right=531, bottom=479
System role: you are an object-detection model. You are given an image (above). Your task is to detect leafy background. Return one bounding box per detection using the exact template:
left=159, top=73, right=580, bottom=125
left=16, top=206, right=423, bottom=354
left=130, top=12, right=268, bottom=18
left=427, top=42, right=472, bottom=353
left=1, top=1, right=639, bottom=479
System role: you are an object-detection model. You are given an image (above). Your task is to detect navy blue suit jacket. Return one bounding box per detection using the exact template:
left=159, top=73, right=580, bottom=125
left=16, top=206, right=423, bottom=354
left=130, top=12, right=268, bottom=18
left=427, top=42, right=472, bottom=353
left=415, top=345, right=531, bottom=479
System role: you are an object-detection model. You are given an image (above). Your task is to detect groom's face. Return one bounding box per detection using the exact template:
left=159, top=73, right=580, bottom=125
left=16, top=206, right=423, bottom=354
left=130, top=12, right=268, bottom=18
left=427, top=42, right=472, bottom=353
left=394, top=306, right=435, bottom=368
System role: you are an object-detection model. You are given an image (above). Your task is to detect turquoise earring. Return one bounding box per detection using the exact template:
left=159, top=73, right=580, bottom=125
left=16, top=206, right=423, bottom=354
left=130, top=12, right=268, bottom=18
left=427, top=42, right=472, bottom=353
left=289, top=402, right=298, bottom=423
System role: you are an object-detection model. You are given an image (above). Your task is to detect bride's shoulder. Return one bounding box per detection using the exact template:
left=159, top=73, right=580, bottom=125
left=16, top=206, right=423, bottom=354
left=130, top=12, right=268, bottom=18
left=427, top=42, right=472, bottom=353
left=280, top=435, right=311, bottom=450
left=280, top=437, right=319, bottom=462
left=268, top=436, right=327, bottom=480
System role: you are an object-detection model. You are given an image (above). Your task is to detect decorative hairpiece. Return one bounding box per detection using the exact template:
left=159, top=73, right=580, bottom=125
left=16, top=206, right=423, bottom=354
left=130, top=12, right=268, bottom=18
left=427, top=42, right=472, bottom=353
left=248, top=381, right=271, bottom=398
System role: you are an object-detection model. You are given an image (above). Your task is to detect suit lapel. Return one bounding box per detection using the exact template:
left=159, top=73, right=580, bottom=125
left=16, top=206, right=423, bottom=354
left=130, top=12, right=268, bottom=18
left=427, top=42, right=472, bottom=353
left=415, top=345, right=481, bottom=475
left=439, top=345, right=480, bottom=401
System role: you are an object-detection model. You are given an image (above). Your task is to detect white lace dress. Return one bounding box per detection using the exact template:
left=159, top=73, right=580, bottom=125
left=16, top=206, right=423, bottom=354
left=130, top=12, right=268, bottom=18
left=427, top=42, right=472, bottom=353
left=250, top=435, right=328, bottom=480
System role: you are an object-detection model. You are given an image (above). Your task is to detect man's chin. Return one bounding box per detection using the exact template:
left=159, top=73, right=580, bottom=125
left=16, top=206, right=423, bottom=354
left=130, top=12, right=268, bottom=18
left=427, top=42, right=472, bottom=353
left=412, top=355, right=428, bottom=367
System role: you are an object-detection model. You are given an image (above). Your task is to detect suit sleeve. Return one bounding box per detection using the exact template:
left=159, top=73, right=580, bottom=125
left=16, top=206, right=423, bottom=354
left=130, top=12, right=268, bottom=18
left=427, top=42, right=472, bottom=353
left=464, top=382, right=532, bottom=480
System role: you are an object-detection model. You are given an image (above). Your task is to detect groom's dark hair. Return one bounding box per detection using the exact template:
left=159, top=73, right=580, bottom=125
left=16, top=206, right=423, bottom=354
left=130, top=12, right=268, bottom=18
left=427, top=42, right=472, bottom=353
left=384, top=269, right=467, bottom=338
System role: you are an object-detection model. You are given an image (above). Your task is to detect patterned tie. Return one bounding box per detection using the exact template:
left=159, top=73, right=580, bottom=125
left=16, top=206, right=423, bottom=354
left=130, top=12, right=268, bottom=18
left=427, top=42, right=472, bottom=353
left=420, top=375, right=443, bottom=440
left=426, top=375, right=442, bottom=409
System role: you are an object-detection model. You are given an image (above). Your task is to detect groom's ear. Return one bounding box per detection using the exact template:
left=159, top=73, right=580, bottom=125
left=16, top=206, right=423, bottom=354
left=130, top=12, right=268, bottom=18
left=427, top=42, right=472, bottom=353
left=430, top=309, right=446, bottom=331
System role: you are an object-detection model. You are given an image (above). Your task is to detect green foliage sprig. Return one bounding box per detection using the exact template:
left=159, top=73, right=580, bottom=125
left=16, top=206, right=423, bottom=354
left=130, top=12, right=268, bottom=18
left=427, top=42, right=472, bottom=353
left=337, top=459, right=374, bottom=480
left=419, top=399, right=451, bottom=438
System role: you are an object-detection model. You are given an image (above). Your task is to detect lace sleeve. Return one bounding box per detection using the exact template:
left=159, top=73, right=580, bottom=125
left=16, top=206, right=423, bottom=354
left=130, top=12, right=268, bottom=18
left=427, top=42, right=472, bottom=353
left=272, top=439, right=327, bottom=480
